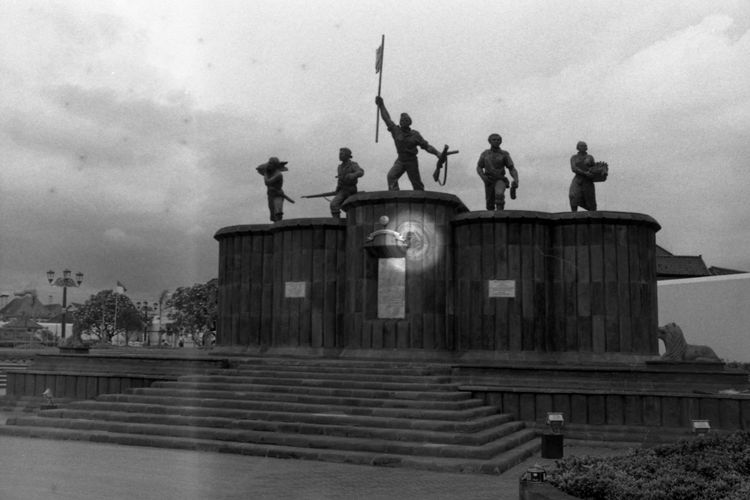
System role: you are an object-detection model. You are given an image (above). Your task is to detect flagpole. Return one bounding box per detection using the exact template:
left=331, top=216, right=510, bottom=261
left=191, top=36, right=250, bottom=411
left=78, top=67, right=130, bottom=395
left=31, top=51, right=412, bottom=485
left=113, top=292, right=118, bottom=343
left=375, top=34, right=384, bottom=143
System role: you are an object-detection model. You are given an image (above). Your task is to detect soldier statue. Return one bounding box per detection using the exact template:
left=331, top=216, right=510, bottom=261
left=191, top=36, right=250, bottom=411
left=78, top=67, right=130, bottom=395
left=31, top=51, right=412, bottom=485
left=330, top=147, right=364, bottom=219
left=375, top=96, right=441, bottom=191
left=476, top=133, right=519, bottom=211
left=256, top=157, right=293, bottom=222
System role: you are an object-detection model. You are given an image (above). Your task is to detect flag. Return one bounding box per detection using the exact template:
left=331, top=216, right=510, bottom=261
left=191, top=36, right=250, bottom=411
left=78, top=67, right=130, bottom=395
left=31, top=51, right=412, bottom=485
left=115, top=281, right=127, bottom=294
left=375, top=41, right=383, bottom=74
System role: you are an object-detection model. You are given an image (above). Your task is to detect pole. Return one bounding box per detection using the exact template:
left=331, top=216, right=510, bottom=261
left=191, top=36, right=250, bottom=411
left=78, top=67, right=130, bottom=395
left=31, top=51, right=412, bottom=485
left=61, top=285, right=68, bottom=340
left=375, top=34, right=384, bottom=143
left=113, top=293, right=118, bottom=344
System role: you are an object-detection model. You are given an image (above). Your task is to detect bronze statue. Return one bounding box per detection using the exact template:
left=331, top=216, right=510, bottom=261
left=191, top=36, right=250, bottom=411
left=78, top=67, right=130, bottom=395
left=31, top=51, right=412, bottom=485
left=569, top=141, right=597, bottom=212
left=375, top=96, right=441, bottom=191
left=476, top=133, right=519, bottom=211
left=330, top=148, right=364, bottom=218
left=256, top=157, right=294, bottom=222
left=658, top=323, right=721, bottom=363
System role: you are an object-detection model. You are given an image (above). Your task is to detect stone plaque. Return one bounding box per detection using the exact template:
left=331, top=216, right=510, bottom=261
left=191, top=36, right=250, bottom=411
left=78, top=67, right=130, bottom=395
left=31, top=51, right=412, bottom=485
left=488, top=280, right=516, bottom=298
left=377, top=258, right=406, bottom=318
left=285, top=281, right=307, bottom=298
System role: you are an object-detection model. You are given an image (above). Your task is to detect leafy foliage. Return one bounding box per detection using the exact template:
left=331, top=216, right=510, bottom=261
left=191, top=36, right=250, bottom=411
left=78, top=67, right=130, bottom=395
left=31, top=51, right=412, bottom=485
left=73, top=290, right=143, bottom=342
left=167, top=280, right=217, bottom=345
left=548, top=431, right=750, bottom=500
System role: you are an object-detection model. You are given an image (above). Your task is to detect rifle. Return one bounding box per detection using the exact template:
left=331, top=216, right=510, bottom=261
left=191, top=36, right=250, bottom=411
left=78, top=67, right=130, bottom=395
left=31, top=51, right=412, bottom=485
left=282, top=192, right=295, bottom=204
left=301, top=191, right=338, bottom=200
left=433, top=144, right=458, bottom=186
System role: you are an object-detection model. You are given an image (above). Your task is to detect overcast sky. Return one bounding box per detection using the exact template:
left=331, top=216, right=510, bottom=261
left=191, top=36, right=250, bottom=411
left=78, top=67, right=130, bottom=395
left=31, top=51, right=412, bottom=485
left=1, top=0, right=749, bottom=305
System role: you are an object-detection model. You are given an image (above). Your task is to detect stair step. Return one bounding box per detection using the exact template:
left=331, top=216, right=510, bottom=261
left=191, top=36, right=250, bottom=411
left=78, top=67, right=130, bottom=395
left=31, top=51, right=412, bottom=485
left=4, top=415, right=537, bottom=460
left=235, top=358, right=451, bottom=374
left=157, top=379, right=472, bottom=401
left=198, top=369, right=453, bottom=384
left=166, top=374, right=459, bottom=392
left=135, top=386, right=482, bottom=410
left=65, top=400, right=512, bottom=433
left=0, top=425, right=540, bottom=474
left=95, top=393, right=500, bottom=421
left=36, top=408, right=524, bottom=445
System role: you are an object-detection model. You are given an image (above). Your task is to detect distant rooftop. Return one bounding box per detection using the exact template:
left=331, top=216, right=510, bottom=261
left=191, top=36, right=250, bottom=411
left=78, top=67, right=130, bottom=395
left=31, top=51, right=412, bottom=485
left=656, top=245, right=745, bottom=280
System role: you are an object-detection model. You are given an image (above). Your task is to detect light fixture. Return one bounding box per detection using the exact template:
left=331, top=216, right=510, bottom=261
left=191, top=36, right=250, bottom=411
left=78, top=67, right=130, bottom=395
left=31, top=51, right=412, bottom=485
left=523, top=464, right=546, bottom=482
left=691, top=419, right=711, bottom=435
left=546, top=412, right=565, bottom=434
left=47, top=270, right=55, bottom=284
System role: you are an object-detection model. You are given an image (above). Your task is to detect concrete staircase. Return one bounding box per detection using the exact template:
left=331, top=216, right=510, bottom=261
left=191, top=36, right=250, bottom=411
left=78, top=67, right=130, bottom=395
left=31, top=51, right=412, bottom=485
left=0, top=357, right=539, bottom=474
left=0, top=359, right=29, bottom=391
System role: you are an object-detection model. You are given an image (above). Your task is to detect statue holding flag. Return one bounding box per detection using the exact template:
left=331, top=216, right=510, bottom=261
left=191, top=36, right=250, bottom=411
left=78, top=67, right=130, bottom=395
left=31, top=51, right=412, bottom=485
left=375, top=96, right=442, bottom=191
left=373, top=35, right=445, bottom=191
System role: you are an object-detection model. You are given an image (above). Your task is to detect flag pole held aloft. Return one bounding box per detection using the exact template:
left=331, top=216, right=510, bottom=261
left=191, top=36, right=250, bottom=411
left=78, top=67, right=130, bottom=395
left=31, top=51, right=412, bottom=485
left=375, top=34, right=384, bottom=143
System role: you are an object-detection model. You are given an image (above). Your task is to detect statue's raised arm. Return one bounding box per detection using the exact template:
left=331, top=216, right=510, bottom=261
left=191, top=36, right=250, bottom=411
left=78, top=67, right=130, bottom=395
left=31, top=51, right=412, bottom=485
left=375, top=96, right=395, bottom=129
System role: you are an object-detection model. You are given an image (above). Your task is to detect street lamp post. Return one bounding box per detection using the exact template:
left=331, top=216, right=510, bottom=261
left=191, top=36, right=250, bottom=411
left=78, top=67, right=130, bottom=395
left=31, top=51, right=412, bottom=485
left=47, top=269, right=84, bottom=341
left=136, top=301, right=158, bottom=346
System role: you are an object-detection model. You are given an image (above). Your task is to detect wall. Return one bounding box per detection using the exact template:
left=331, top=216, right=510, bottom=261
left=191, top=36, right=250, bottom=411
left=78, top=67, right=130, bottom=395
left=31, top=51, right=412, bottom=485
left=658, top=274, right=750, bottom=362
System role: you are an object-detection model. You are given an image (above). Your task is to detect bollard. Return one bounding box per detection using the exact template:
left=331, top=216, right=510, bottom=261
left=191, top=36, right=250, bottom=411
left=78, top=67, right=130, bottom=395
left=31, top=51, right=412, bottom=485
left=541, top=433, right=564, bottom=459
left=518, top=464, right=546, bottom=500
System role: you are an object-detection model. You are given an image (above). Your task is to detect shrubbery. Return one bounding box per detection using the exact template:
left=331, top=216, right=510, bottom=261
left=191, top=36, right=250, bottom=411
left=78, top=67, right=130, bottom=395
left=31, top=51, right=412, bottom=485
left=548, top=431, right=750, bottom=500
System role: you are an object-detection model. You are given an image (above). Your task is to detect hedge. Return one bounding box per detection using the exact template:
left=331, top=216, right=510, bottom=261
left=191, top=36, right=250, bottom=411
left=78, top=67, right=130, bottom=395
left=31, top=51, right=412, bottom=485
left=548, top=431, right=750, bottom=500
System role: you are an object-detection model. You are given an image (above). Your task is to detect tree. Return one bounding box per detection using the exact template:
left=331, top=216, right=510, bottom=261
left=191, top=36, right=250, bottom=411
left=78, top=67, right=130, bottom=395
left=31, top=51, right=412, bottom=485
left=73, top=290, right=143, bottom=342
left=167, top=279, right=217, bottom=346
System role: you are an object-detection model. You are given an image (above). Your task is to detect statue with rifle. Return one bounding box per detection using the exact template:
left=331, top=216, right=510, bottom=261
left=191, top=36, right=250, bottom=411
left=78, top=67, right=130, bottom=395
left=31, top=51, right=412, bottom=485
left=302, top=147, right=364, bottom=219
left=256, top=156, right=294, bottom=222
left=433, top=145, right=459, bottom=186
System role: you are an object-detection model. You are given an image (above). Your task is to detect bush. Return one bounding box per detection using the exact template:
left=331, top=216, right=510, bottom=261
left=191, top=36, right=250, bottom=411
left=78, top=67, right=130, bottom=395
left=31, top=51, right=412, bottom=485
left=548, top=431, right=750, bottom=500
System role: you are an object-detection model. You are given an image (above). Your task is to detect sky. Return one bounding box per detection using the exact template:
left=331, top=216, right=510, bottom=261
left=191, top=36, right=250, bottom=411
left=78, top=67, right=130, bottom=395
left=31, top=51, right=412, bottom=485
left=1, top=0, right=749, bottom=306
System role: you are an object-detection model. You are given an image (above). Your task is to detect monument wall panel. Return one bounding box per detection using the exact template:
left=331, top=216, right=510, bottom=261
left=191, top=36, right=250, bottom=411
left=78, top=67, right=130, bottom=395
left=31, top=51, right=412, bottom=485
left=341, top=191, right=468, bottom=351
left=215, top=195, right=659, bottom=359
left=214, top=221, right=344, bottom=349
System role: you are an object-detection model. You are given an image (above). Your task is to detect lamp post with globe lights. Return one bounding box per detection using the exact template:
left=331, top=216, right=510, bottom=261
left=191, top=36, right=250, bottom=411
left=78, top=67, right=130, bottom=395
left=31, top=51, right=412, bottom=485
left=47, top=269, right=83, bottom=341
left=136, top=301, right=158, bottom=345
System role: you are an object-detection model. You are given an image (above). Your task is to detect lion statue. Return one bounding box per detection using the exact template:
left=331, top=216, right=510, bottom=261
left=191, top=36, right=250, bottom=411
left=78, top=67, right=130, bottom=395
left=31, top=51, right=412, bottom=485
left=657, top=322, right=721, bottom=362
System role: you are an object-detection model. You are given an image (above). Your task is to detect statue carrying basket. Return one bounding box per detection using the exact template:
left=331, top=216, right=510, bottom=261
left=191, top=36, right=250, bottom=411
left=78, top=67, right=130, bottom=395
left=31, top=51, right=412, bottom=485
left=590, top=162, right=609, bottom=182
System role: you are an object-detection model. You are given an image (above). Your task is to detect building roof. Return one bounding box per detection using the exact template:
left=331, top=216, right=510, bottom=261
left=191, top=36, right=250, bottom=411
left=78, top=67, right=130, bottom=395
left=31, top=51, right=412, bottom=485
left=656, top=244, right=746, bottom=280
left=708, top=266, right=746, bottom=276
left=0, top=316, right=45, bottom=331
left=656, top=255, right=710, bottom=279
left=0, top=294, right=61, bottom=321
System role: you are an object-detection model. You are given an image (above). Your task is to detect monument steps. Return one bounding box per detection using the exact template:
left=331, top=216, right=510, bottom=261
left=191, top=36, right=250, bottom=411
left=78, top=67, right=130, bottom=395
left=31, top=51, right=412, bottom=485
left=226, top=357, right=452, bottom=373
left=164, top=377, right=471, bottom=400
left=148, top=374, right=460, bottom=392
left=0, top=357, right=541, bottom=473
left=93, top=393, right=500, bottom=420
left=138, top=384, right=482, bottom=410
left=10, top=408, right=528, bottom=446
left=0, top=424, right=540, bottom=474
left=198, top=368, right=454, bottom=384
left=56, top=400, right=512, bottom=433
left=4, top=413, right=536, bottom=459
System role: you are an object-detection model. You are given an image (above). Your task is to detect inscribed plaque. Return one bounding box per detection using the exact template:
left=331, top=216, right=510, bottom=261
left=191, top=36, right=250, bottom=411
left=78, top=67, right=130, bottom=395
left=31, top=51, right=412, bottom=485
left=377, top=258, right=406, bottom=318
left=285, top=281, right=307, bottom=298
left=488, top=280, right=516, bottom=298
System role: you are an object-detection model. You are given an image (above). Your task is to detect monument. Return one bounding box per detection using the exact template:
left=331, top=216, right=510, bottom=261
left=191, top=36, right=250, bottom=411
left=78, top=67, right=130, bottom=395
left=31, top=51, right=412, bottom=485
left=214, top=187, right=749, bottom=435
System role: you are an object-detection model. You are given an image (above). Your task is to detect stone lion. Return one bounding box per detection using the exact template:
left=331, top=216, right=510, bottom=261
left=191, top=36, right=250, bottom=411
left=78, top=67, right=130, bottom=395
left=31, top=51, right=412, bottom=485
left=657, top=322, right=721, bottom=362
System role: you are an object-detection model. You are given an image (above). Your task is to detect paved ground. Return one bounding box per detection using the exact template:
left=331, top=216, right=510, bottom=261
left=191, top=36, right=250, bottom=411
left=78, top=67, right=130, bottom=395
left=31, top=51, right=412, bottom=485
left=0, top=408, right=631, bottom=500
